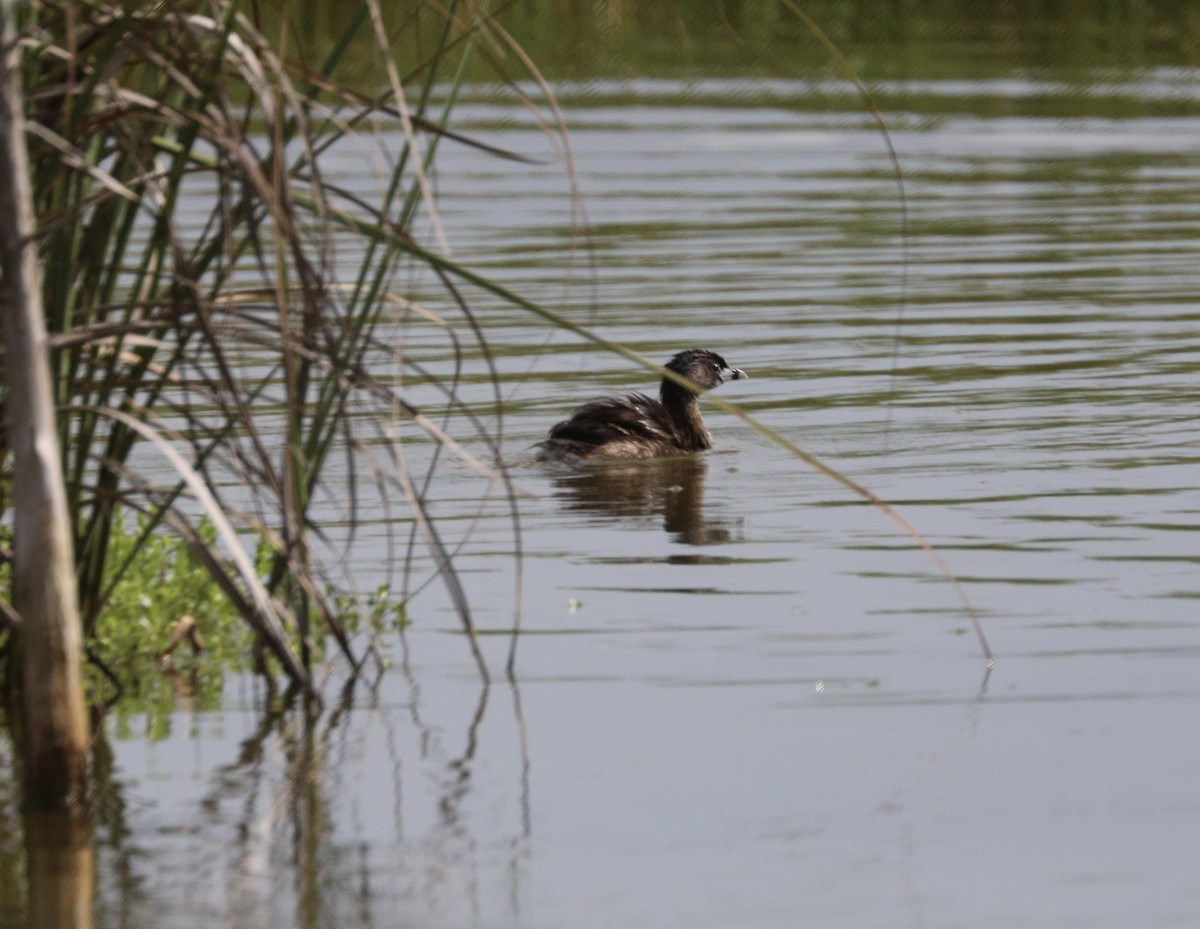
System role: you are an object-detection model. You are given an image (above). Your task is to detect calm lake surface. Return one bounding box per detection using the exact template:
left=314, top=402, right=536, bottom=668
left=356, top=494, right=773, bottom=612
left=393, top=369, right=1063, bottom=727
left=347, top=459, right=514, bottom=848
left=11, top=66, right=1200, bottom=929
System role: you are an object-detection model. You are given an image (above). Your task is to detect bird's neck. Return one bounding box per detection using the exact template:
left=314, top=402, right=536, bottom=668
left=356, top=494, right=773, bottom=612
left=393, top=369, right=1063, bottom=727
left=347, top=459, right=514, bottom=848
left=660, top=379, right=712, bottom=451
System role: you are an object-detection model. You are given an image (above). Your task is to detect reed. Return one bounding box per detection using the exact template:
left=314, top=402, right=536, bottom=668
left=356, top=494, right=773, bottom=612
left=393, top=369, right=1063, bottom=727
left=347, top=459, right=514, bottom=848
left=0, top=0, right=551, bottom=693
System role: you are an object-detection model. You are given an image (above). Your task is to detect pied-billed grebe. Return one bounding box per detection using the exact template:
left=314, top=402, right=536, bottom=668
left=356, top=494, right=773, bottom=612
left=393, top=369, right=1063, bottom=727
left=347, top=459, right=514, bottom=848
left=537, top=349, right=747, bottom=460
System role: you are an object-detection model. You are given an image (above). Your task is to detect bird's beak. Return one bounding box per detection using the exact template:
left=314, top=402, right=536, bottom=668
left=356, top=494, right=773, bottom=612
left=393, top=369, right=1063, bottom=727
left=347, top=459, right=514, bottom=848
left=723, top=366, right=748, bottom=382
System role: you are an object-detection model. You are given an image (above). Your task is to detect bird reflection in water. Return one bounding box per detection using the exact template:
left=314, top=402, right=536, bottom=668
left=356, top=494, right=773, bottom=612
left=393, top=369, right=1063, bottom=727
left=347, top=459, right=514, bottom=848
left=547, top=454, right=743, bottom=547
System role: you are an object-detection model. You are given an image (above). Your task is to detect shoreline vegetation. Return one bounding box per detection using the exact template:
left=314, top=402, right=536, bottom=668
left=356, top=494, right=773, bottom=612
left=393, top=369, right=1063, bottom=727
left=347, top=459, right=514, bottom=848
left=273, top=1, right=1200, bottom=125
left=284, top=0, right=1200, bottom=87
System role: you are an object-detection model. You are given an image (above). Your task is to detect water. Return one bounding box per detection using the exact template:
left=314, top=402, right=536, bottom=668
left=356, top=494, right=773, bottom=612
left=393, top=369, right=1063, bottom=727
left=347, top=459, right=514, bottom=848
left=10, top=71, right=1200, bottom=928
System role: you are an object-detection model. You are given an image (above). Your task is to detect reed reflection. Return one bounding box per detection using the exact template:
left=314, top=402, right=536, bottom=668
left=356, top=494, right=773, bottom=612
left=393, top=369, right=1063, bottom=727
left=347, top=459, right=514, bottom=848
left=22, top=809, right=93, bottom=929
left=183, top=673, right=524, bottom=928
left=548, top=455, right=743, bottom=546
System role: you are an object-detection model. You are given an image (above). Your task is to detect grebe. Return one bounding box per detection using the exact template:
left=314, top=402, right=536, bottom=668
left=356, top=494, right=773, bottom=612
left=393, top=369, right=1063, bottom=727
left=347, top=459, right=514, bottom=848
left=537, top=349, right=747, bottom=460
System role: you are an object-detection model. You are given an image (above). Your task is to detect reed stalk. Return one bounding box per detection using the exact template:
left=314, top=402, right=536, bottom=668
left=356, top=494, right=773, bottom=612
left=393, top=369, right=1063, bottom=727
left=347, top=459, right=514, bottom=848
left=0, top=0, right=90, bottom=810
